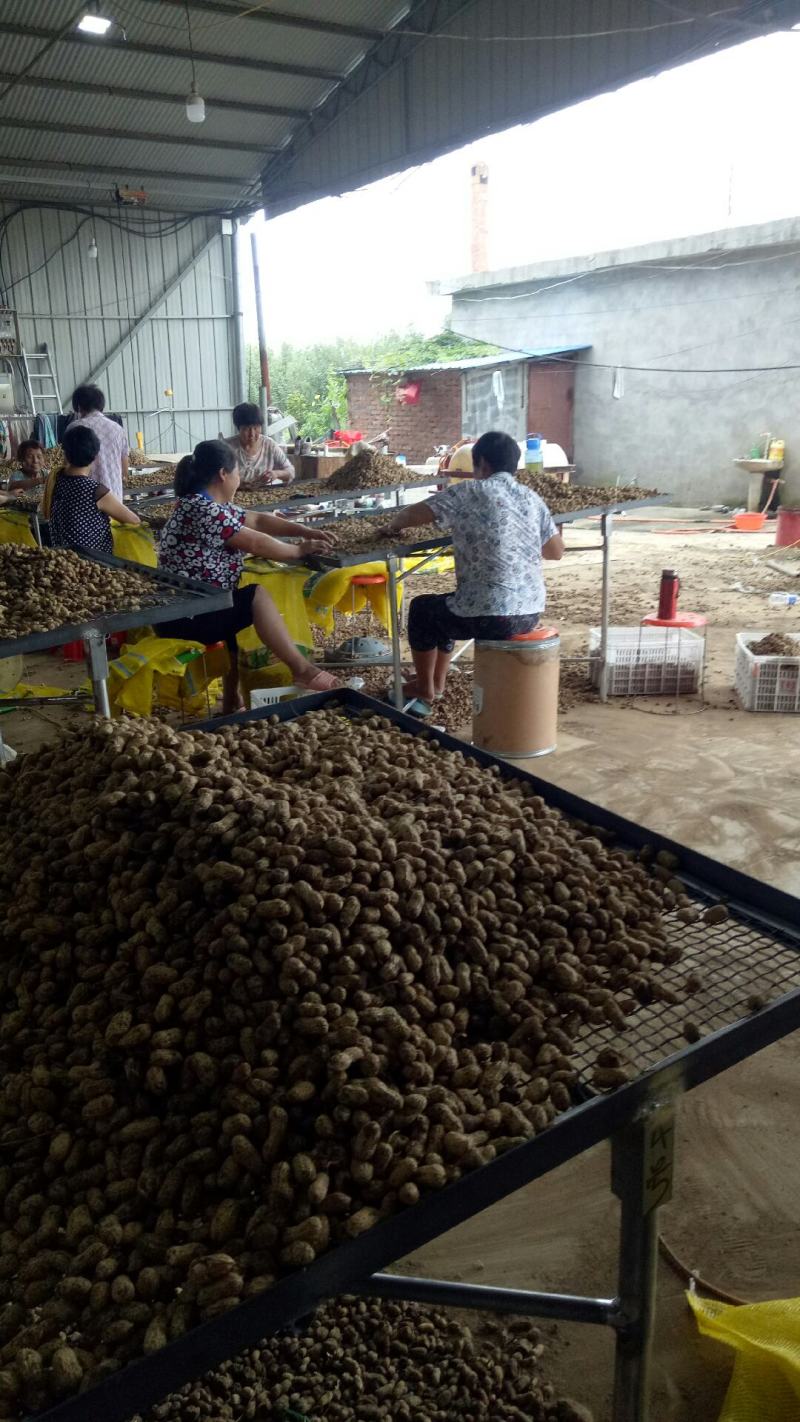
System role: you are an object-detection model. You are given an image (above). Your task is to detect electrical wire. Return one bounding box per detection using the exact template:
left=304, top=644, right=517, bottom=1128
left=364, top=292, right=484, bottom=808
left=456, top=244, right=800, bottom=307
left=449, top=326, right=800, bottom=376
left=399, top=6, right=788, bottom=42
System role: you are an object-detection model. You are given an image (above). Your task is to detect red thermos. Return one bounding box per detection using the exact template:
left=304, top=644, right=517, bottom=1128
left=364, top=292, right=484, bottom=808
left=657, top=569, right=680, bottom=619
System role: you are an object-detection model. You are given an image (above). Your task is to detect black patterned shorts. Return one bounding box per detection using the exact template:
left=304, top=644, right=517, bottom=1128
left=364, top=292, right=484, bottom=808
left=407, top=593, right=539, bottom=654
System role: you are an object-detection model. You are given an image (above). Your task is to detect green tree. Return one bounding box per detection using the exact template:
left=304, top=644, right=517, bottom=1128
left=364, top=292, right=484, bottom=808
left=246, top=328, right=500, bottom=438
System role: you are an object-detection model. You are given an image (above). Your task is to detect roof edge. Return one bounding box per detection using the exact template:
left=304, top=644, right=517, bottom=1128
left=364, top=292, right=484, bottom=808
left=434, top=215, right=800, bottom=297
left=339, top=346, right=590, bottom=376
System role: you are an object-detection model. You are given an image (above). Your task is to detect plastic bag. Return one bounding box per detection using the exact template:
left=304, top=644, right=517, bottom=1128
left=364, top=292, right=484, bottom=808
left=108, top=636, right=205, bottom=718
left=304, top=562, right=401, bottom=636
left=0, top=510, right=37, bottom=548
left=239, top=564, right=314, bottom=657
left=689, top=1292, right=800, bottom=1420
left=111, top=522, right=157, bottom=567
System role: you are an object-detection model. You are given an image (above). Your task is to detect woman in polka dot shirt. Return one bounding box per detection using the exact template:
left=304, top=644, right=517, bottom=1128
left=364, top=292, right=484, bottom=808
left=43, top=424, right=141, bottom=553
left=159, top=439, right=339, bottom=712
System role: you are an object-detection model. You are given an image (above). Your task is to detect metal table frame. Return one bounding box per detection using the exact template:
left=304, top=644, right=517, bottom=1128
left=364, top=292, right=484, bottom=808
left=31, top=689, right=800, bottom=1422
left=0, top=550, right=233, bottom=718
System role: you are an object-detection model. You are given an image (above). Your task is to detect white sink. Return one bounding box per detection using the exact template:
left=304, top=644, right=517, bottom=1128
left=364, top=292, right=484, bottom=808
left=733, top=458, right=783, bottom=474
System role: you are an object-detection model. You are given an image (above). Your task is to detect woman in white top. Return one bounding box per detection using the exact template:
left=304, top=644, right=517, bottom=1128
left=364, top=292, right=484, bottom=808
left=226, top=402, right=294, bottom=486
left=390, top=429, right=564, bottom=716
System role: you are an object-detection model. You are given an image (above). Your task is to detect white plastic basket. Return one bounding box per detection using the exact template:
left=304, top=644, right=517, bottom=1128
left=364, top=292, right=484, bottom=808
left=589, top=626, right=704, bottom=696
left=735, top=631, right=800, bottom=713
left=249, top=685, right=298, bottom=708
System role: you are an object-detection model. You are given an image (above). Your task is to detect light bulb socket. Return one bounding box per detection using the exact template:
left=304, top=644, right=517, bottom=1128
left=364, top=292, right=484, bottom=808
left=87, top=237, right=98, bottom=259
left=185, top=84, right=206, bottom=123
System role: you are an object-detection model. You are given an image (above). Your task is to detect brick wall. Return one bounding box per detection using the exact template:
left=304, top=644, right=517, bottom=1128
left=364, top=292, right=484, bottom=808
left=346, top=370, right=463, bottom=463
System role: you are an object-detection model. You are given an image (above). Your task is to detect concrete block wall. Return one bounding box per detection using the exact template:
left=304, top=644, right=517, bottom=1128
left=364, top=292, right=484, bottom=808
left=447, top=221, right=800, bottom=507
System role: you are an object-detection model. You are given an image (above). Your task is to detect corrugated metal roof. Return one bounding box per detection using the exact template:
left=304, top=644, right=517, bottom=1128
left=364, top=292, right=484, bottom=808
left=341, top=346, right=591, bottom=374
left=0, top=0, right=796, bottom=216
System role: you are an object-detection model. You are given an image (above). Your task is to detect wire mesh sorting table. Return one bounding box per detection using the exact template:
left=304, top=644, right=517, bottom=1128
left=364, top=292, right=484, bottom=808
left=0, top=549, right=233, bottom=718
left=31, top=689, right=800, bottom=1422
left=137, top=476, right=449, bottom=527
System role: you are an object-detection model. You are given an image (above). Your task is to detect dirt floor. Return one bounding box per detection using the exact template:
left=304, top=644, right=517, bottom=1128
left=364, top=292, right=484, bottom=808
left=1, top=513, right=799, bottom=1420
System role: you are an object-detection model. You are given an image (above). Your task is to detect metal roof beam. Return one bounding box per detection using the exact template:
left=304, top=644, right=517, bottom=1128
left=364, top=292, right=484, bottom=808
left=0, top=21, right=342, bottom=82
left=261, top=0, right=474, bottom=206
left=135, top=0, right=385, bottom=42
left=0, top=115, right=278, bottom=156
left=0, top=154, right=248, bottom=189
left=0, top=69, right=307, bottom=119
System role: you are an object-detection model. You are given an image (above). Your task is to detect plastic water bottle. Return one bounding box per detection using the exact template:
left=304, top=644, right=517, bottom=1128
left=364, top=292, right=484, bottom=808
left=525, top=434, right=544, bottom=472
left=768, top=593, right=799, bottom=607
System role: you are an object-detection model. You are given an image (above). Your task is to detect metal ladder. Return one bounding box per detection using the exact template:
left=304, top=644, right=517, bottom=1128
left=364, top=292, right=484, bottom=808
left=19, top=343, right=62, bottom=418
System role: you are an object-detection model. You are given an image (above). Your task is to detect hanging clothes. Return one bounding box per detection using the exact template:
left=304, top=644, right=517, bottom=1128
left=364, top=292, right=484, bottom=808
left=0, top=420, right=9, bottom=461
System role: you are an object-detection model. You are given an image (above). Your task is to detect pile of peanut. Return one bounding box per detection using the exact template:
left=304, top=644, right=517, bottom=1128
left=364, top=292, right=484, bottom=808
left=317, top=513, right=440, bottom=555
left=0, top=709, right=685, bottom=1412
left=138, top=1296, right=590, bottom=1422
left=515, top=470, right=661, bottom=510
left=0, top=546, right=175, bottom=639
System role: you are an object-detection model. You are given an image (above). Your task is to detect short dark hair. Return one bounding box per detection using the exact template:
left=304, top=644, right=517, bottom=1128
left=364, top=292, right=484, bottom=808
left=62, top=425, right=101, bottom=467
left=232, top=401, right=263, bottom=430
left=472, top=430, right=521, bottom=475
left=71, top=383, right=106, bottom=414
left=17, top=439, right=45, bottom=461
left=175, top=439, right=237, bottom=497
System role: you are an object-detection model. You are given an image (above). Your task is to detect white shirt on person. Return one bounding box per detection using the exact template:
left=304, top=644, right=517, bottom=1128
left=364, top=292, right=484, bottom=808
left=426, top=471, right=558, bottom=618
left=70, top=410, right=127, bottom=499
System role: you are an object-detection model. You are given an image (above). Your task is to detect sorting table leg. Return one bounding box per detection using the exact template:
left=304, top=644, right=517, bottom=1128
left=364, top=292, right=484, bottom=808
left=611, top=1098, right=675, bottom=1422
left=83, top=629, right=111, bottom=719
left=386, top=555, right=404, bottom=711
left=599, top=511, right=614, bottom=702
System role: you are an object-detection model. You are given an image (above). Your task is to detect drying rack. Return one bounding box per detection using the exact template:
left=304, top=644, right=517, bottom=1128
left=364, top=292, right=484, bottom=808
left=30, top=689, right=800, bottom=1422
left=0, top=550, right=232, bottom=717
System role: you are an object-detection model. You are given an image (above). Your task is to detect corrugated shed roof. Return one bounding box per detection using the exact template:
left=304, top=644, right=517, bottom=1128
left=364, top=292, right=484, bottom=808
left=0, top=0, right=796, bottom=216
left=341, top=346, right=590, bottom=374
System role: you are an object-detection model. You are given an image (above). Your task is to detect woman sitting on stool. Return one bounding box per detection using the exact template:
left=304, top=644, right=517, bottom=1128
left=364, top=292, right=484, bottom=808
left=159, top=439, right=338, bottom=712
left=389, top=429, right=563, bottom=718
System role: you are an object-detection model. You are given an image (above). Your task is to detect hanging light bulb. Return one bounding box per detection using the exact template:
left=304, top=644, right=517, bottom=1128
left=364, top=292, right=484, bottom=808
left=87, top=235, right=98, bottom=259
left=183, top=1, right=205, bottom=123
left=185, top=82, right=206, bottom=123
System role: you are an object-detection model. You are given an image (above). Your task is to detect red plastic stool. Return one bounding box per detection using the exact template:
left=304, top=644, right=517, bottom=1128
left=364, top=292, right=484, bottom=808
left=509, top=624, right=558, bottom=642
left=350, top=572, right=387, bottom=624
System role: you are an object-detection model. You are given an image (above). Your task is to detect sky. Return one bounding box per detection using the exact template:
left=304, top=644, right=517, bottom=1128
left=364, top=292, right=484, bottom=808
left=242, top=29, right=800, bottom=348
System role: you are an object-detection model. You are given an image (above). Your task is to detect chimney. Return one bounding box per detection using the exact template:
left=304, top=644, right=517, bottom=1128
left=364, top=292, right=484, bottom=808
left=470, top=161, right=489, bottom=272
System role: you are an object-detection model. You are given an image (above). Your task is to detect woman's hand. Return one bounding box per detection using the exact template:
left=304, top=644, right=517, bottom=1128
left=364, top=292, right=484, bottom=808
left=297, top=536, right=333, bottom=560
left=300, top=523, right=336, bottom=549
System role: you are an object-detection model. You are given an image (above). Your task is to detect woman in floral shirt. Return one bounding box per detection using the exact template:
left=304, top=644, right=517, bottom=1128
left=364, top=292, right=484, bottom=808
left=159, top=440, right=337, bottom=711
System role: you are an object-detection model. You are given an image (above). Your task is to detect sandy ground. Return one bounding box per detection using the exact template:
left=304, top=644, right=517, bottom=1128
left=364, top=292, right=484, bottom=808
left=1, top=515, right=799, bottom=1420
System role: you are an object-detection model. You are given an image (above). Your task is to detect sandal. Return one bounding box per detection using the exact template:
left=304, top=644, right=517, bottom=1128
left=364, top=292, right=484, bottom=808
left=403, top=696, right=434, bottom=720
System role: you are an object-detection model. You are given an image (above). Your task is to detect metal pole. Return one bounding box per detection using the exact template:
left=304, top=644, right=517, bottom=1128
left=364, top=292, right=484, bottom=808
left=83, top=629, right=111, bottom=719
left=611, top=1099, right=675, bottom=1422
left=354, top=1273, right=619, bottom=1328
left=386, top=554, right=404, bottom=710
left=599, top=510, right=613, bottom=702
left=230, top=218, right=246, bottom=405
left=250, top=231, right=271, bottom=424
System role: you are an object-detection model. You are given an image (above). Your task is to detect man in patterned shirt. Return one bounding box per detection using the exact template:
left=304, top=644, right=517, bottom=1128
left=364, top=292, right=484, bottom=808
left=389, top=429, right=563, bottom=716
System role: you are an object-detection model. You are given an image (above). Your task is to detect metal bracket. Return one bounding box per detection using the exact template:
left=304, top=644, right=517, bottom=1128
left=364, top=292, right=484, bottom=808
left=82, top=629, right=111, bottom=718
